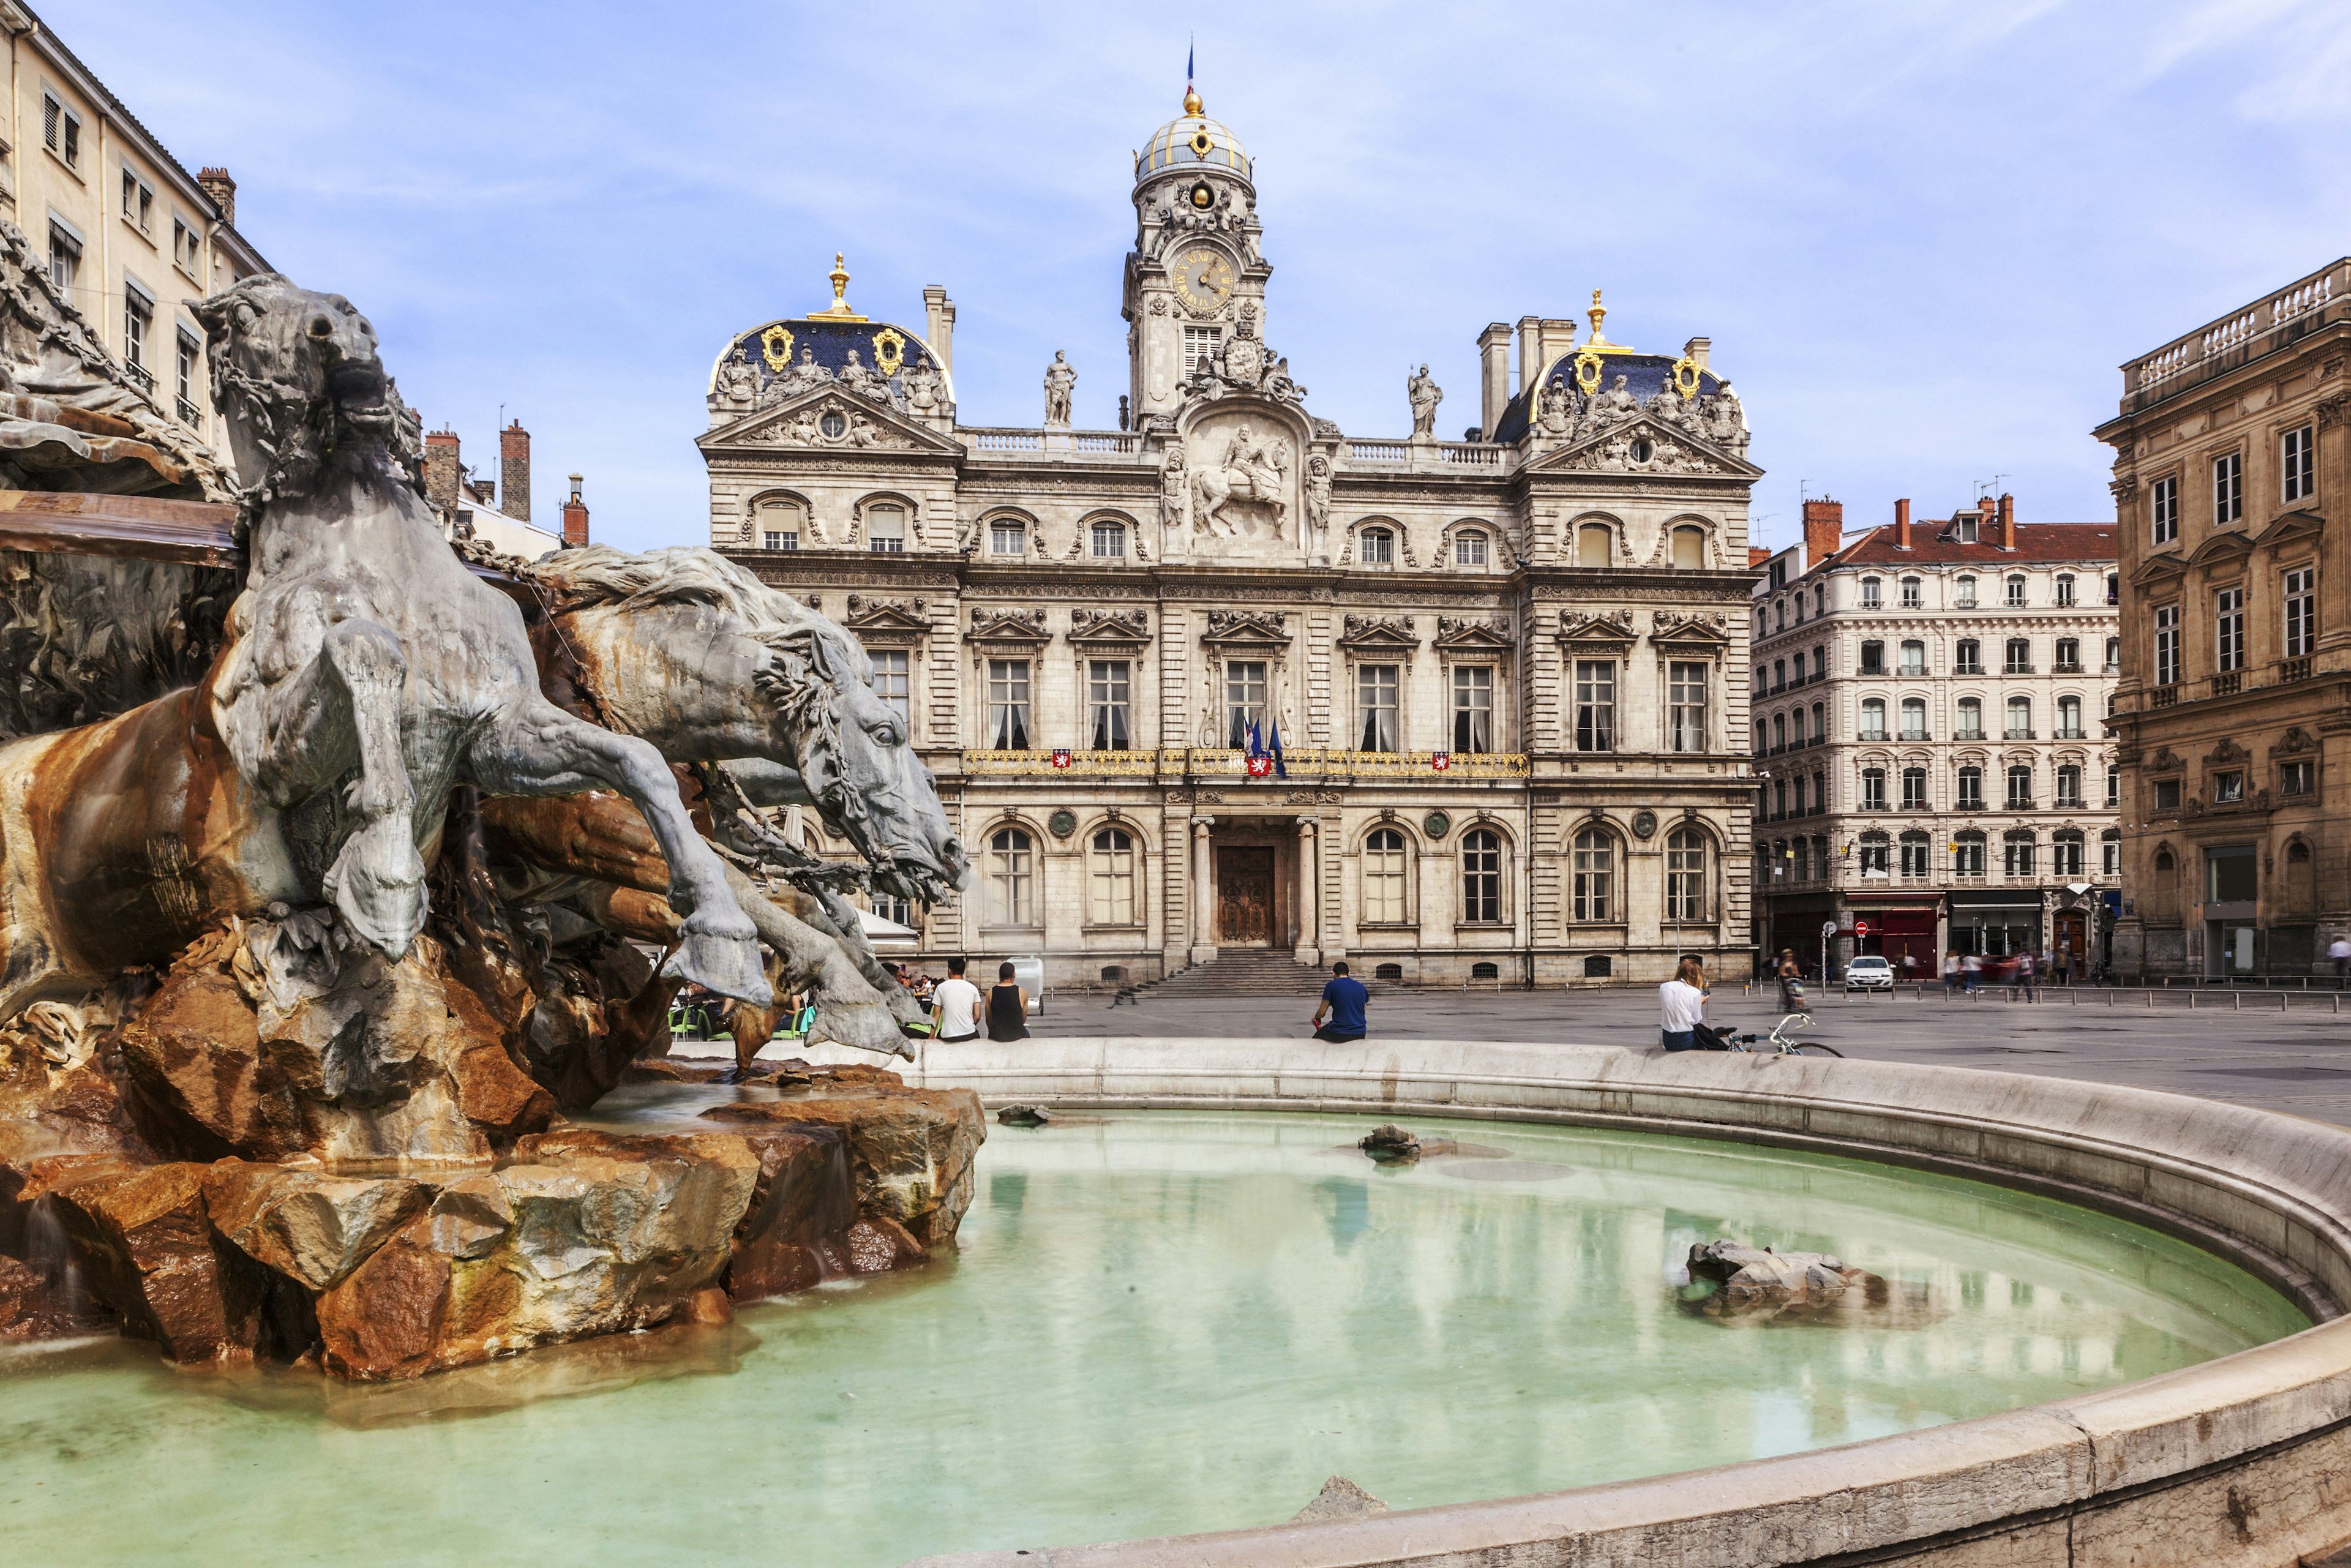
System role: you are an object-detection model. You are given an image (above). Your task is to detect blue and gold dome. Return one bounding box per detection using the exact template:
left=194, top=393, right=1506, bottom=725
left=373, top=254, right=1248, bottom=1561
left=1135, top=86, right=1251, bottom=187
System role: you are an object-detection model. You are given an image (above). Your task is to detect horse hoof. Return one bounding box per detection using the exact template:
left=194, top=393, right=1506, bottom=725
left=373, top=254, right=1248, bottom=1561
left=323, top=820, right=427, bottom=961
left=662, top=931, right=771, bottom=1008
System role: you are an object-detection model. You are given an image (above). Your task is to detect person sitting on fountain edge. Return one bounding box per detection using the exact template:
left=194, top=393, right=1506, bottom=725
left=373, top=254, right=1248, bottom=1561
left=1311, top=961, right=1368, bottom=1043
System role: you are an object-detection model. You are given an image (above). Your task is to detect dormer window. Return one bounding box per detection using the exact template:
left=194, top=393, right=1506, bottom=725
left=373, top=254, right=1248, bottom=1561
left=1956, top=514, right=1979, bottom=543
left=1454, top=528, right=1488, bottom=567
left=1359, top=526, right=1394, bottom=565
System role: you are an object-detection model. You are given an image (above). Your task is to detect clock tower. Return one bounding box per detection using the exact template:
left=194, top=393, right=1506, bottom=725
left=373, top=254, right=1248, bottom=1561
left=1123, top=84, right=1269, bottom=425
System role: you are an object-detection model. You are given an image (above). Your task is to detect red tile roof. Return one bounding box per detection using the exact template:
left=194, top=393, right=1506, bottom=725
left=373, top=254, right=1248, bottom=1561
left=1820, top=522, right=2117, bottom=571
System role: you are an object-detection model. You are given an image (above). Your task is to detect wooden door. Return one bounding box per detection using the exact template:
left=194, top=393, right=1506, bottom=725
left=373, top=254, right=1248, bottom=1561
left=1217, top=847, right=1275, bottom=945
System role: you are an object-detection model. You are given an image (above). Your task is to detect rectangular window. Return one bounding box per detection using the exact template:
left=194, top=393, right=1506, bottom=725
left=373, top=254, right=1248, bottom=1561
left=1900, top=577, right=1921, bottom=608
left=2154, top=778, right=2181, bottom=811
left=2284, top=759, right=2314, bottom=796
left=2102, top=835, right=2120, bottom=876
left=2056, top=574, right=2076, bottom=607
left=869, top=649, right=910, bottom=728
left=1902, top=767, right=1927, bottom=810
left=1861, top=768, right=1886, bottom=811
left=763, top=529, right=797, bottom=551
left=2285, top=568, right=2315, bottom=659
left=1667, top=661, right=1708, bottom=753
left=1090, top=520, right=1126, bottom=558
left=1356, top=664, right=1398, bottom=751
left=2004, top=836, right=2036, bottom=877
left=864, top=506, right=905, bottom=552
left=1181, top=325, right=1223, bottom=375
left=1088, top=659, right=1130, bottom=751
left=989, top=521, right=1025, bottom=556
left=2214, top=451, right=2243, bottom=525
left=2004, top=637, right=2031, bottom=674
left=1861, top=578, right=1881, bottom=609
left=171, top=216, right=200, bottom=277
left=1357, top=527, right=1393, bottom=565
left=2154, top=604, right=2180, bottom=686
left=2152, top=475, right=2178, bottom=544
left=2284, top=426, right=2315, bottom=503
left=986, top=658, right=1031, bottom=750
left=1955, top=575, right=1978, bottom=609
left=2213, top=769, right=2244, bottom=805
left=2054, top=637, right=2081, bottom=672
left=121, top=167, right=152, bottom=233
left=2107, top=768, right=2120, bottom=808
left=1955, top=698, right=1982, bottom=740
left=1859, top=699, right=1886, bottom=741
left=1954, top=639, right=1982, bottom=675
left=2005, top=575, right=2027, bottom=608
left=2057, top=764, right=2083, bottom=808
left=1958, top=767, right=1984, bottom=809
left=1573, top=661, right=1615, bottom=752
left=1859, top=836, right=1888, bottom=874
left=2007, top=766, right=2033, bottom=808
left=1225, top=660, right=1267, bottom=749
left=46, top=222, right=79, bottom=296
left=1453, top=531, right=1488, bottom=568
left=2216, top=585, right=2244, bottom=672
left=1899, top=640, right=1925, bottom=675
left=1901, top=835, right=1930, bottom=876
left=122, top=282, right=153, bottom=374
left=43, top=94, right=80, bottom=168
left=174, top=329, right=199, bottom=419
left=1859, top=640, right=1884, bottom=675
left=2104, top=636, right=2120, bottom=673
left=1450, top=665, right=1493, bottom=754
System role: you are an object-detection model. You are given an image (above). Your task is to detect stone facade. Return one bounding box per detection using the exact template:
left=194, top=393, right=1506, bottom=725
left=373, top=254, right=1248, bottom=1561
left=699, top=88, right=1763, bottom=988
left=1749, top=498, right=2121, bottom=979
left=0, top=4, right=268, bottom=445
left=2099, top=258, right=2351, bottom=978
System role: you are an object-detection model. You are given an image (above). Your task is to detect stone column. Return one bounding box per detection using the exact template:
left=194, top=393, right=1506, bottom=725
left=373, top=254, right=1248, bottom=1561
left=1295, top=816, right=1320, bottom=966
left=1190, top=816, right=1218, bottom=966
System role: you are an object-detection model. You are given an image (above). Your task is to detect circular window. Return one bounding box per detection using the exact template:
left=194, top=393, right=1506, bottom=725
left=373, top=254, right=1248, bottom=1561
left=1629, top=438, right=1654, bottom=463
left=819, top=411, right=847, bottom=438
left=1189, top=181, right=1215, bottom=209
left=1632, top=809, right=1659, bottom=839
left=1189, top=130, right=1214, bottom=157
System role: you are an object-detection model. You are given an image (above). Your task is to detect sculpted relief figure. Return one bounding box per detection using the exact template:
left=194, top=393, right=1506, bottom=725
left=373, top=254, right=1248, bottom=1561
left=1539, top=378, right=1578, bottom=438
left=769, top=347, right=832, bottom=403
left=1192, top=421, right=1288, bottom=538
left=1408, top=364, right=1442, bottom=437
left=1303, top=453, right=1332, bottom=552
left=1703, top=380, right=1749, bottom=453
left=1588, top=373, right=1641, bottom=424
left=904, top=358, right=944, bottom=418
left=1160, top=447, right=1188, bottom=532
left=712, top=350, right=757, bottom=415
left=838, top=348, right=894, bottom=405
left=1043, top=350, right=1076, bottom=425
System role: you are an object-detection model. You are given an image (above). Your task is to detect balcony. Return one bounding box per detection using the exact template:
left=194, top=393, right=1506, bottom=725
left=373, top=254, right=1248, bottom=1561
left=1898, top=730, right=1932, bottom=742
left=2212, top=670, right=2244, bottom=697
left=174, top=396, right=200, bottom=427
left=2055, top=727, right=2087, bottom=740
left=2053, top=661, right=2084, bottom=674
left=2003, top=729, right=2036, bottom=741
left=122, top=361, right=154, bottom=396
left=2282, top=656, right=2314, bottom=683
left=2151, top=686, right=2180, bottom=708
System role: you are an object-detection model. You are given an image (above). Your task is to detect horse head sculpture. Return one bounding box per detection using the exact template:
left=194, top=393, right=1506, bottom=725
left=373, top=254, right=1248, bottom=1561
left=527, top=546, right=969, bottom=903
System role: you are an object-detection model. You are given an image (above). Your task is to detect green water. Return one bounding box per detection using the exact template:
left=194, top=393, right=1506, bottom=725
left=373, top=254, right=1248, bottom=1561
left=0, top=1109, right=2308, bottom=1566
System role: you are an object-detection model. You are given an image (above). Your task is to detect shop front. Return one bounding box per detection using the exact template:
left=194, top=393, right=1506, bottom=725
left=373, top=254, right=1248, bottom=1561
left=1948, top=890, right=2044, bottom=958
left=1842, top=893, right=1942, bottom=981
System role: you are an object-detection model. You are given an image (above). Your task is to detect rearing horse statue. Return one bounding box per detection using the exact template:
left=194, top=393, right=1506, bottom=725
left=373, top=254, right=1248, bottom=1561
left=193, top=276, right=767, bottom=1003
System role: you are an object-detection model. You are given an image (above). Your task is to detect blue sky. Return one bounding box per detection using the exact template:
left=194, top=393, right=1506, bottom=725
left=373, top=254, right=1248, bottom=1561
left=72, top=0, right=2351, bottom=552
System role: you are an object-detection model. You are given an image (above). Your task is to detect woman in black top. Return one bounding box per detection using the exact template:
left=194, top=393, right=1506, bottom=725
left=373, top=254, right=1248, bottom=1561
left=986, top=961, right=1030, bottom=1041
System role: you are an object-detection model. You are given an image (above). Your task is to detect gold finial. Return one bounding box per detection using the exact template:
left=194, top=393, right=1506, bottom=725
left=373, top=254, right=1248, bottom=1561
left=811, top=251, right=868, bottom=321
left=1588, top=288, right=1607, bottom=340
left=1182, top=85, right=1203, bottom=115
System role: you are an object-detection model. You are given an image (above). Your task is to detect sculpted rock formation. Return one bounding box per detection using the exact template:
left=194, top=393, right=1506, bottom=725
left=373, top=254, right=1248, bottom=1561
left=1682, top=1239, right=1890, bottom=1321
left=702, top=1078, right=984, bottom=1251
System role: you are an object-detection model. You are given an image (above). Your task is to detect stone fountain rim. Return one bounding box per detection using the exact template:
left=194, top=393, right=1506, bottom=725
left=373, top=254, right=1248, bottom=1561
left=806, top=1036, right=2351, bottom=1568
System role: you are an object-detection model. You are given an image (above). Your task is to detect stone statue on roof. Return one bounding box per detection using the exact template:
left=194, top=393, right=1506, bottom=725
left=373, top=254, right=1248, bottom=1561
left=1408, top=364, right=1442, bottom=437
left=1589, top=373, right=1641, bottom=424
left=1044, top=351, right=1076, bottom=426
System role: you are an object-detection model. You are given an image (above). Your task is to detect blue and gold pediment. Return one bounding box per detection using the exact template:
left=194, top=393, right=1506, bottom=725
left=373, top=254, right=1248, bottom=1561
left=707, top=317, right=954, bottom=411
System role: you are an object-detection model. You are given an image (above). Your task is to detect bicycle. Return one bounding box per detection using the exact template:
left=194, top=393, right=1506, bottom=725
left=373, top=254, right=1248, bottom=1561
left=1725, top=1013, right=1843, bottom=1058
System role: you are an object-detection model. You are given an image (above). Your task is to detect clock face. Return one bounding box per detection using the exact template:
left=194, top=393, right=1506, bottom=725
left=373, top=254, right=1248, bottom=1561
left=1173, top=247, right=1234, bottom=314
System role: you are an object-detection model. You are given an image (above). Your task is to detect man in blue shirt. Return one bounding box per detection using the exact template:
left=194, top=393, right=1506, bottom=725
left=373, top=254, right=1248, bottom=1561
left=1311, top=961, right=1369, bottom=1043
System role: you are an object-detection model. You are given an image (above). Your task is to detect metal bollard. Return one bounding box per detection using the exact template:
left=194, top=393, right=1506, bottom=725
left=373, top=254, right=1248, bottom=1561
left=2147, top=989, right=2154, bottom=1009
left=2233, top=992, right=2241, bottom=1011
left=2191, top=992, right=2198, bottom=1010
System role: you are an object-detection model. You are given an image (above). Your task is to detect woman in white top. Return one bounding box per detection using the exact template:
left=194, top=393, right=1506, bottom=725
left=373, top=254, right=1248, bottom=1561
left=1659, top=955, right=1708, bottom=1051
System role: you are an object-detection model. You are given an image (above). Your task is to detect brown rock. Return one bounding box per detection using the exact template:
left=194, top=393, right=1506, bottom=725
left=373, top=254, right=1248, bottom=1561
left=316, top=1130, right=759, bottom=1381
left=620, top=1060, right=727, bottom=1086
left=842, top=1215, right=927, bottom=1274
left=702, top=1084, right=984, bottom=1250
left=201, top=1163, right=430, bottom=1292
left=721, top=1121, right=852, bottom=1301
left=0, top=1251, right=88, bottom=1340
left=26, top=1155, right=261, bottom=1362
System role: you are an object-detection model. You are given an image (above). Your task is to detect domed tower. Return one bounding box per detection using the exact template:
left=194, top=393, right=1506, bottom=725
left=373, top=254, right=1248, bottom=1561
left=1123, top=83, right=1268, bottom=425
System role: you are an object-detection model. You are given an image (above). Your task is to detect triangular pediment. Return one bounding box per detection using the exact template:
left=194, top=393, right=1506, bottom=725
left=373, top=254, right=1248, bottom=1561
left=2253, top=508, right=2325, bottom=551
left=2130, top=549, right=2187, bottom=588
left=1068, top=607, right=1152, bottom=647
left=1432, top=615, right=1513, bottom=651
left=1555, top=609, right=1637, bottom=645
left=1337, top=613, right=1421, bottom=651
left=1201, top=609, right=1291, bottom=647
left=968, top=606, right=1049, bottom=644
left=2184, top=529, right=2255, bottom=570
left=1529, top=415, right=1760, bottom=479
left=1650, top=613, right=1734, bottom=648
left=699, top=388, right=959, bottom=455
left=842, top=595, right=933, bottom=642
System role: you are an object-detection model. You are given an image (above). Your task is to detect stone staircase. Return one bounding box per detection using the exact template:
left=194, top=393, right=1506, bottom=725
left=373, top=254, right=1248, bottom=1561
left=1134, top=950, right=1326, bottom=999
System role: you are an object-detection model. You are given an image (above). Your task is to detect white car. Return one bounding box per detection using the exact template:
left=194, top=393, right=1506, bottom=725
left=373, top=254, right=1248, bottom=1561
left=1844, top=955, right=1895, bottom=992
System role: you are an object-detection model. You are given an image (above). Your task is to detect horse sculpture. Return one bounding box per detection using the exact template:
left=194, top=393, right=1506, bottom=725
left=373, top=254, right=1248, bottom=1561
left=0, top=277, right=771, bottom=1020
left=1190, top=426, right=1290, bottom=538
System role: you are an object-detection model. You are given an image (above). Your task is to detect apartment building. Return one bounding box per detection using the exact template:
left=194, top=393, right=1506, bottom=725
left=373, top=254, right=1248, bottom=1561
left=1751, top=497, right=2121, bottom=977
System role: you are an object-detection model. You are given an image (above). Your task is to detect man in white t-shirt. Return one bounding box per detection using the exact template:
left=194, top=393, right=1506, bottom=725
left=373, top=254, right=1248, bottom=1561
left=931, top=957, right=982, bottom=1043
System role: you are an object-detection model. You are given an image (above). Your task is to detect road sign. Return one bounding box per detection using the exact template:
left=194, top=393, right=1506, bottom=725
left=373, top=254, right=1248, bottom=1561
left=1855, top=919, right=1871, bottom=937
left=1821, top=920, right=1836, bottom=939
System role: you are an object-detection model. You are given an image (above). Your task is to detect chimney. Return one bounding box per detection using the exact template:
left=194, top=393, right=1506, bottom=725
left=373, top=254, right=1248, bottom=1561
left=500, top=420, right=530, bottom=522
left=1802, top=497, right=1845, bottom=571
left=922, top=285, right=955, bottom=373
left=1997, top=492, right=2017, bottom=550
left=1748, top=545, right=1773, bottom=569
left=422, top=427, right=461, bottom=512
left=1477, top=322, right=1512, bottom=438
left=1539, top=317, right=1577, bottom=381
left=1515, top=313, right=1541, bottom=394
left=196, top=167, right=236, bottom=227
left=1682, top=336, right=1711, bottom=373
left=1893, top=497, right=1911, bottom=550
left=561, top=473, right=590, bottom=547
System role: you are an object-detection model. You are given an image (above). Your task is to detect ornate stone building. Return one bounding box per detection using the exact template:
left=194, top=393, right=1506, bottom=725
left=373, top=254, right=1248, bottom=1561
left=1750, top=498, right=2121, bottom=979
left=2099, top=258, right=2351, bottom=978
left=698, top=86, right=1763, bottom=988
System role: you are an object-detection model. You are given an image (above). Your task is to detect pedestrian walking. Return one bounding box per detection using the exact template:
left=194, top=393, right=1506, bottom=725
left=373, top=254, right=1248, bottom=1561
left=985, top=961, right=1031, bottom=1042
left=2017, top=949, right=2036, bottom=1002
left=2331, top=934, right=2350, bottom=987
left=1660, top=956, right=1708, bottom=1051
left=1311, top=960, right=1370, bottom=1043
left=931, top=957, right=982, bottom=1043
left=1942, top=951, right=1960, bottom=995
left=1961, top=951, right=1981, bottom=994
left=1775, top=948, right=1806, bottom=1015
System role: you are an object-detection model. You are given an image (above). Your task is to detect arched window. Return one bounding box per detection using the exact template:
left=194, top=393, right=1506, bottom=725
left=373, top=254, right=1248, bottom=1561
left=1753, top=719, right=1766, bottom=756
left=1813, top=584, right=1824, bottom=616
left=1359, top=525, right=1395, bottom=565
left=1453, top=528, right=1489, bottom=567
left=1572, top=828, right=1616, bottom=921
left=1955, top=697, right=1983, bottom=739
left=1899, top=830, right=1930, bottom=877
left=1670, top=525, right=1706, bottom=569
left=2052, top=829, right=2084, bottom=877
left=1090, top=519, right=1127, bottom=558
left=1363, top=828, right=1408, bottom=924
left=2055, top=637, right=2081, bottom=672
left=988, top=827, right=1035, bottom=926
left=1954, top=830, right=1987, bottom=875
left=1461, top=830, right=1502, bottom=923
left=2005, top=696, right=2031, bottom=738
left=2003, top=830, right=2036, bottom=876
left=2057, top=696, right=2083, bottom=738
left=1576, top=522, right=1613, bottom=567
left=1900, top=576, right=1922, bottom=607
left=1665, top=828, right=1709, bottom=921
left=1859, top=830, right=1890, bottom=873
left=989, top=517, right=1027, bottom=556
left=1794, top=837, right=1812, bottom=881
left=2056, top=763, right=2083, bottom=808
left=1774, top=600, right=1786, bottom=632
left=1899, top=697, right=1926, bottom=739
left=2055, top=573, right=2076, bottom=607
left=2004, top=637, right=2033, bottom=673
left=1090, top=828, right=1136, bottom=925
left=1861, top=576, right=1883, bottom=608
left=1861, top=767, right=1887, bottom=810
left=1899, top=639, right=1926, bottom=675
left=1860, top=698, right=1887, bottom=740
left=2006, top=764, right=2033, bottom=808
left=1772, top=713, right=1786, bottom=749
left=864, top=501, right=907, bottom=553
left=2006, top=574, right=2028, bottom=607
left=1955, top=574, right=1978, bottom=608
left=752, top=493, right=806, bottom=552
